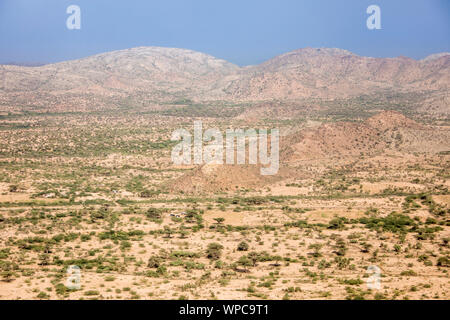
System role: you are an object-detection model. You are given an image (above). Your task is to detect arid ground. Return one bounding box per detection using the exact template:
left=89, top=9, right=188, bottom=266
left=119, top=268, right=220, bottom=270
left=0, top=47, right=448, bottom=300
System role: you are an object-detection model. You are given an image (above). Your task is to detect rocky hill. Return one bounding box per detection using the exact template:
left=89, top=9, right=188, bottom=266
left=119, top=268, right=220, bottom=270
left=224, top=48, right=450, bottom=100
left=167, top=111, right=450, bottom=194
left=0, top=47, right=448, bottom=114
left=283, top=111, right=449, bottom=162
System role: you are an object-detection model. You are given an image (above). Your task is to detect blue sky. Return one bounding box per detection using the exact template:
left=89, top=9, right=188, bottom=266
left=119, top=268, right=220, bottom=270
left=0, top=0, right=449, bottom=66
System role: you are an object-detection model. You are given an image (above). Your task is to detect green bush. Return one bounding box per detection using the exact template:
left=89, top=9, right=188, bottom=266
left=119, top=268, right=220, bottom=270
left=359, top=213, right=415, bottom=233
left=147, top=256, right=162, bottom=268
left=206, top=243, right=223, bottom=260
left=237, top=241, right=249, bottom=251
left=437, top=256, right=449, bottom=267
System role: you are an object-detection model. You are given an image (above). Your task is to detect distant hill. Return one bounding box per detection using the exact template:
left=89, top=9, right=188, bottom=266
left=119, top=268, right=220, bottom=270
left=167, top=110, right=450, bottom=194
left=282, top=111, right=450, bottom=162
left=1, top=62, right=47, bottom=67
left=224, top=48, right=449, bottom=100
left=0, top=46, right=448, bottom=114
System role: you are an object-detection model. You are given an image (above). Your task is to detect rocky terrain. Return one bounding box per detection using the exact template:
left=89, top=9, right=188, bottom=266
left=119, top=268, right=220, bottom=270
left=0, top=47, right=449, bottom=115
left=0, top=47, right=448, bottom=300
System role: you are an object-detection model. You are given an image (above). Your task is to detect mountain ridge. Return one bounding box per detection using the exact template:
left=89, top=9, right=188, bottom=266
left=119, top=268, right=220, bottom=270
left=2, top=46, right=449, bottom=68
left=0, top=46, right=449, bottom=114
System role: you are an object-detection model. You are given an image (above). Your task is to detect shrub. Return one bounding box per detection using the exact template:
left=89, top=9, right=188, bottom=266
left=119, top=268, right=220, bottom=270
left=359, top=213, right=415, bottom=233
left=37, top=292, right=50, bottom=299
left=237, top=241, right=249, bottom=251
left=206, top=243, right=223, bottom=260
left=139, top=190, right=154, bottom=198
left=147, top=256, right=162, bottom=268
left=328, top=217, right=348, bottom=230
left=146, top=208, right=162, bottom=220
left=437, top=256, right=449, bottom=267
left=400, top=270, right=417, bottom=276
left=214, top=218, right=225, bottom=225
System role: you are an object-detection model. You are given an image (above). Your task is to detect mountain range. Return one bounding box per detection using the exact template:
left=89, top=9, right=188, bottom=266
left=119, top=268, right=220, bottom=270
left=0, top=46, right=449, bottom=114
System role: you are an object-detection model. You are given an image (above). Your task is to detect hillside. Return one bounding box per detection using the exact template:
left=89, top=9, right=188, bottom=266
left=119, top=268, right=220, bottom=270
left=283, top=110, right=449, bottom=162
left=224, top=48, right=450, bottom=100
left=168, top=111, right=450, bottom=194
left=0, top=47, right=448, bottom=115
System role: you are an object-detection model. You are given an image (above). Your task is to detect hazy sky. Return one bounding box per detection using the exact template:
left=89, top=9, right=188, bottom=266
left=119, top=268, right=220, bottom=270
left=0, top=0, right=449, bottom=66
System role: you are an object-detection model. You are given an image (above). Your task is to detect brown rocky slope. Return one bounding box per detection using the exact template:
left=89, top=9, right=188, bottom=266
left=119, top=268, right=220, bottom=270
left=0, top=47, right=448, bottom=113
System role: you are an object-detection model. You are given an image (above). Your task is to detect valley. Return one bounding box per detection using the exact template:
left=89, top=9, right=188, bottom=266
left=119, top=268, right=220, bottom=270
left=0, top=47, right=448, bottom=300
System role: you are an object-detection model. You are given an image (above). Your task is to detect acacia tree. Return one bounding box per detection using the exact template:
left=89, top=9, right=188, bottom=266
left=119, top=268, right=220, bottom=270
left=179, top=225, right=189, bottom=239
left=163, top=226, right=174, bottom=238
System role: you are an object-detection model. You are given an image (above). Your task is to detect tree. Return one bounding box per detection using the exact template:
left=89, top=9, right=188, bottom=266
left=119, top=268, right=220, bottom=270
left=1, top=271, right=15, bottom=282
left=206, top=243, right=223, bottom=260
left=237, top=241, right=249, bottom=251
left=147, top=256, right=162, bottom=268
left=236, top=256, right=252, bottom=271
left=163, top=226, right=174, bottom=238
left=272, top=255, right=282, bottom=267
left=179, top=225, right=189, bottom=239
left=247, top=252, right=260, bottom=267
left=146, top=208, right=162, bottom=220
left=106, top=211, right=119, bottom=232
left=214, top=218, right=225, bottom=225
